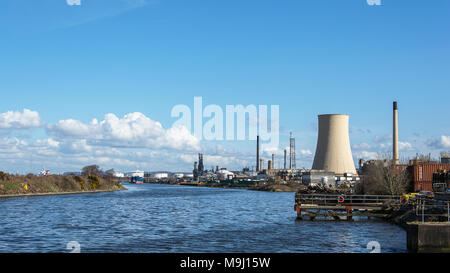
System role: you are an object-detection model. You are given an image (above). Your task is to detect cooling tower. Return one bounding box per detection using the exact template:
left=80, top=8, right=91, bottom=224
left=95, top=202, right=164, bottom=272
left=312, top=114, right=357, bottom=176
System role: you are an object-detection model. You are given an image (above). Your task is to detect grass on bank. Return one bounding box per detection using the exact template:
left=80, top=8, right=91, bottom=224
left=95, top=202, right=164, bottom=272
left=0, top=172, right=125, bottom=195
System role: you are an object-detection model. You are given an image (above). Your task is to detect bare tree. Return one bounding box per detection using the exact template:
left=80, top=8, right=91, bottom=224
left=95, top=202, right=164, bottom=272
left=81, top=165, right=103, bottom=177
left=358, top=160, right=410, bottom=195
left=105, top=169, right=115, bottom=176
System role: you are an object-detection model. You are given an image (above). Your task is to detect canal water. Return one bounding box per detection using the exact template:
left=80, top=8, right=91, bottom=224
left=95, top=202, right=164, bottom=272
left=0, top=183, right=406, bottom=253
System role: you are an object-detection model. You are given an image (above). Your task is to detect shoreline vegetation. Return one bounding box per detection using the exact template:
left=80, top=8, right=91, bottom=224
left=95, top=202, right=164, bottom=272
left=249, top=182, right=308, bottom=192
left=0, top=171, right=126, bottom=198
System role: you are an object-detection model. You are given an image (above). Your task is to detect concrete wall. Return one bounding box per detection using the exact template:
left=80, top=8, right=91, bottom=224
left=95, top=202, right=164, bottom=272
left=407, top=223, right=450, bottom=252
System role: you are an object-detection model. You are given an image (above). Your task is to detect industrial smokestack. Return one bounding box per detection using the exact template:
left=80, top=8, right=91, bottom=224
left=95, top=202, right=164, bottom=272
left=272, top=154, right=275, bottom=170
left=312, top=114, right=357, bottom=176
left=393, top=101, right=399, bottom=165
left=256, top=135, right=260, bottom=172
left=289, top=132, right=296, bottom=169
left=284, top=150, right=287, bottom=169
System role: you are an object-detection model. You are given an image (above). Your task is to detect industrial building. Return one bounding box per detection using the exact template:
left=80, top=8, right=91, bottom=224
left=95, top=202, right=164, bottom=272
left=408, top=161, right=450, bottom=192
left=216, top=169, right=235, bottom=180
left=312, top=114, right=358, bottom=176
left=126, top=170, right=144, bottom=178
left=441, top=153, right=450, bottom=164
left=153, top=172, right=169, bottom=179
left=290, top=132, right=296, bottom=169
left=433, top=170, right=450, bottom=192
left=302, top=170, right=335, bottom=187
left=193, top=153, right=205, bottom=181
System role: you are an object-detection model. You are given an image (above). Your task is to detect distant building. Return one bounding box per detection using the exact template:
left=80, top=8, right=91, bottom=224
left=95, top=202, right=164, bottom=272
left=63, top=171, right=81, bottom=176
left=39, top=169, right=51, bottom=176
left=153, top=172, right=169, bottom=179
left=441, top=153, right=450, bottom=164
left=302, top=170, right=335, bottom=187
left=432, top=170, right=450, bottom=192
left=216, top=169, right=235, bottom=180
left=126, top=170, right=144, bottom=178
left=193, top=153, right=206, bottom=181
left=112, top=170, right=124, bottom=178
left=408, top=163, right=450, bottom=191
left=312, top=115, right=358, bottom=176
left=173, top=173, right=185, bottom=179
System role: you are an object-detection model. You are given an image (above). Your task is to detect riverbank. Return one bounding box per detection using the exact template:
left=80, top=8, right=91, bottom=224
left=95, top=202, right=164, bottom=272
left=0, top=172, right=126, bottom=197
left=0, top=189, right=125, bottom=199
left=249, top=182, right=308, bottom=192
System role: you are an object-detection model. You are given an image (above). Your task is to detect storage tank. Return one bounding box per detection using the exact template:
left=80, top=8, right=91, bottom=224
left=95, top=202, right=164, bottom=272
left=312, top=114, right=357, bottom=176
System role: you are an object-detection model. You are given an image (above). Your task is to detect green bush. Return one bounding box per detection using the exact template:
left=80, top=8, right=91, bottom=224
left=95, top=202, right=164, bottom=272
left=88, top=175, right=101, bottom=190
left=0, top=172, right=11, bottom=181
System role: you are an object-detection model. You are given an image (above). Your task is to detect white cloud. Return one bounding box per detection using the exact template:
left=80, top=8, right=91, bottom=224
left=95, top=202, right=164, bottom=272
left=358, top=151, right=380, bottom=160
left=261, top=146, right=286, bottom=157
left=0, top=109, right=42, bottom=129
left=379, top=141, right=413, bottom=151
left=399, top=141, right=413, bottom=151
left=300, top=149, right=312, bottom=156
left=352, top=142, right=371, bottom=150
left=31, top=138, right=60, bottom=148
left=49, top=119, right=90, bottom=137
left=440, top=136, right=450, bottom=148
left=374, top=135, right=392, bottom=143
left=47, top=112, right=201, bottom=151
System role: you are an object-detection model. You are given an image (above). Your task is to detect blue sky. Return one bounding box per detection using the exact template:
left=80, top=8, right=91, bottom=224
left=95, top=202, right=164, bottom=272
left=0, top=0, right=449, bottom=174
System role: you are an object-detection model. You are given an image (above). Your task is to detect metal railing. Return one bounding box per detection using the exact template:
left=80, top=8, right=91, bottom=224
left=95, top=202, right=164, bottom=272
left=295, top=194, right=402, bottom=205
left=415, top=197, right=450, bottom=223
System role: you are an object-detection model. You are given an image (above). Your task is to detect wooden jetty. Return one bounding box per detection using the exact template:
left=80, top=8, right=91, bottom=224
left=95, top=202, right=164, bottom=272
left=294, top=193, right=402, bottom=221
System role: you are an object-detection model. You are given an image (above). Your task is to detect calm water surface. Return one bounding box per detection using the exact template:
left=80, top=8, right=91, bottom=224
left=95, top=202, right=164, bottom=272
left=0, top=184, right=406, bottom=253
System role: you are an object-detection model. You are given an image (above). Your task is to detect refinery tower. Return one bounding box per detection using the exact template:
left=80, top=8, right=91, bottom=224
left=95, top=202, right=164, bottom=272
left=312, top=114, right=357, bottom=176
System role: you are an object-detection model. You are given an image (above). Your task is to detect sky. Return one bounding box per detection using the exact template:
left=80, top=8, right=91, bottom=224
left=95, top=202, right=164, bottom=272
left=0, top=0, right=449, bottom=174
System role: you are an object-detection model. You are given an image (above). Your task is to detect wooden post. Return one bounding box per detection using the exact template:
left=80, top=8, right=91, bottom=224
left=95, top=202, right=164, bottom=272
left=296, top=205, right=303, bottom=220
left=447, top=202, right=449, bottom=223
left=333, top=210, right=340, bottom=221
left=346, top=206, right=353, bottom=221
left=422, top=200, right=425, bottom=224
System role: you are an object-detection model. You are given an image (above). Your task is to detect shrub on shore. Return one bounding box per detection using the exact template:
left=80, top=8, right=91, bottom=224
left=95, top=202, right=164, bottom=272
left=0, top=172, right=125, bottom=195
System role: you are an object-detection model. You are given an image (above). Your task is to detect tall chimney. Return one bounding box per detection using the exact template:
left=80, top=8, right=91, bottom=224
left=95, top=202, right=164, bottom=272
left=272, top=154, right=275, bottom=170
left=256, top=136, right=260, bottom=172
left=284, top=150, right=287, bottom=169
left=393, top=101, right=399, bottom=165
left=289, top=132, right=296, bottom=169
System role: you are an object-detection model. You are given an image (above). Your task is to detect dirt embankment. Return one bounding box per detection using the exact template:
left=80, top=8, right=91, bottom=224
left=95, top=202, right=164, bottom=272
left=250, top=182, right=356, bottom=193
left=0, top=172, right=126, bottom=196
left=250, top=182, right=308, bottom=192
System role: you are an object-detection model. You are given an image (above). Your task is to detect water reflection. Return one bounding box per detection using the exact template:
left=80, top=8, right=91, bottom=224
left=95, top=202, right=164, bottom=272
left=0, top=184, right=406, bottom=253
